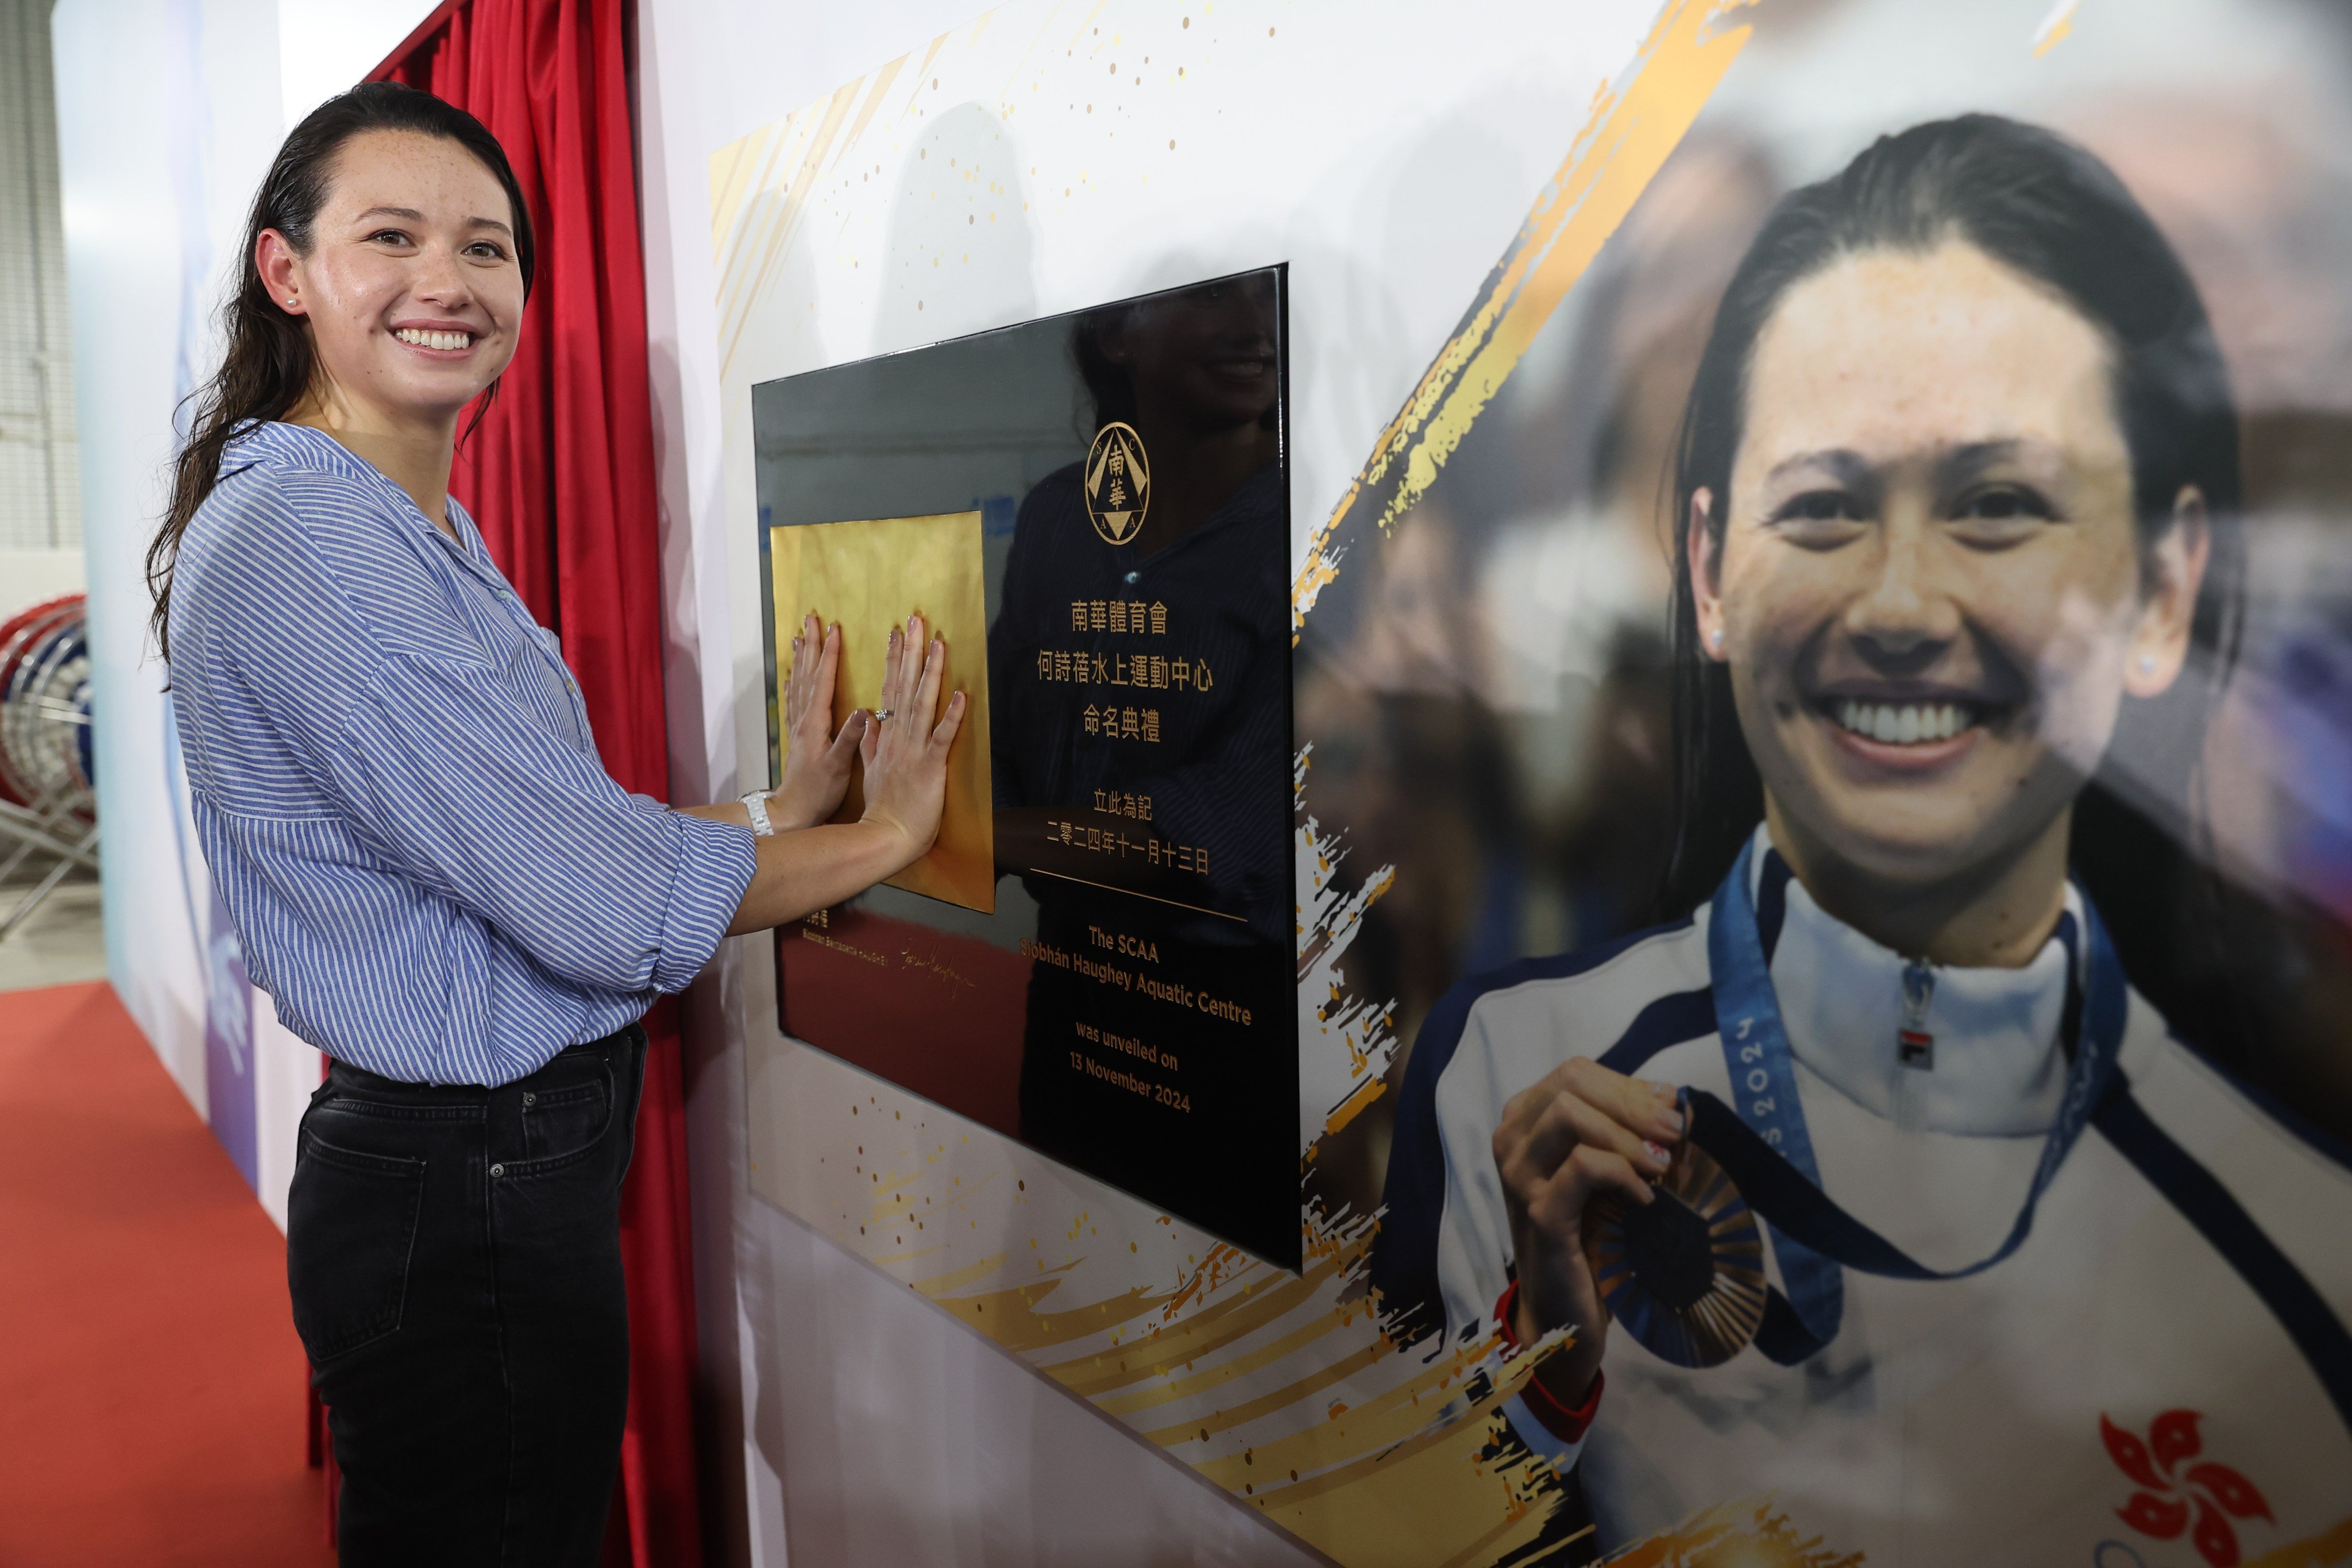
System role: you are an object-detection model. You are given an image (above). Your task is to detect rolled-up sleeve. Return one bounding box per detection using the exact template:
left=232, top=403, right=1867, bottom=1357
left=318, top=652, right=754, bottom=995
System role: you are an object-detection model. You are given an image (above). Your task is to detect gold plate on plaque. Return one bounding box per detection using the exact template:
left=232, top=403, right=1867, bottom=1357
left=768, top=512, right=995, bottom=913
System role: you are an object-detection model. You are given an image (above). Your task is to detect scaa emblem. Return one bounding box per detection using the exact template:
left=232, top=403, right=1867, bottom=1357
left=1084, top=422, right=1150, bottom=546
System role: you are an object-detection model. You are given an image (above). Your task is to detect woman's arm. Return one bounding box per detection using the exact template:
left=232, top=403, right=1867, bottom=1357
left=1493, top=1058, right=1685, bottom=1402
left=720, top=820, right=914, bottom=934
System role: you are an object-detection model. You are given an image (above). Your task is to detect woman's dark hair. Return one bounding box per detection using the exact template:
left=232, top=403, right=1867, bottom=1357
left=1663, top=114, right=2256, bottom=1057
left=150, top=82, right=535, bottom=658
left=1073, top=303, right=1142, bottom=433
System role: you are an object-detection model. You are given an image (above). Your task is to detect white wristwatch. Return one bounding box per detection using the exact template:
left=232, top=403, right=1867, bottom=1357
left=741, top=790, right=776, bottom=837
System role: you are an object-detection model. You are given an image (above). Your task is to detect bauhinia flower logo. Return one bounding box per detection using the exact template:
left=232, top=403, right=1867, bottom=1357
left=2102, top=1409, right=2272, bottom=1567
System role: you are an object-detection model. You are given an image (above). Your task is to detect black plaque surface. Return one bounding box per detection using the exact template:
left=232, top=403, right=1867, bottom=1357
left=756, top=268, right=1297, bottom=1268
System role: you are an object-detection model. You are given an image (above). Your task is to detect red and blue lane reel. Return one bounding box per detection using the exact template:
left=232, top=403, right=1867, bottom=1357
left=0, top=594, right=95, bottom=817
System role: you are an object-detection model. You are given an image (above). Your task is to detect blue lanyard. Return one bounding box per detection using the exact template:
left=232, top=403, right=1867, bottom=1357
left=1700, top=837, right=2129, bottom=1363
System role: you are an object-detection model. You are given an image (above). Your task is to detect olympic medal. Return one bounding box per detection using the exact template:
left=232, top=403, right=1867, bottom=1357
left=1581, top=1138, right=1767, bottom=1369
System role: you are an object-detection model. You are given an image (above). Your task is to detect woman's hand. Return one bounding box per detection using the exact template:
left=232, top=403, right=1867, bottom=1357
left=718, top=611, right=967, bottom=934
left=857, top=612, right=967, bottom=870
left=770, top=615, right=867, bottom=832
left=1492, top=1059, right=1684, bottom=1400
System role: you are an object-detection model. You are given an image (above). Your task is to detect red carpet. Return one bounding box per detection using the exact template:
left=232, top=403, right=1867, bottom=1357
left=0, top=981, right=333, bottom=1567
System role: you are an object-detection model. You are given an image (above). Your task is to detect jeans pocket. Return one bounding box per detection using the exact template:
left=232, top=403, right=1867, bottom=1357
left=521, top=1075, right=612, bottom=1163
left=286, top=1132, right=426, bottom=1363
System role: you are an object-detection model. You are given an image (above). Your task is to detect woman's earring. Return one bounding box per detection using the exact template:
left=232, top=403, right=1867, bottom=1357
left=2138, top=652, right=2157, bottom=673
left=1710, top=627, right=1724, bottom=650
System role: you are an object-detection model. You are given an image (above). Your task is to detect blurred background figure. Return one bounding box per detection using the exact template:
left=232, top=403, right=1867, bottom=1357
left=1301, top=139, right=1779, bottom=1218
left=2069, top=94, right=2352, bottom=1134
left=1476, top=135, right=1779, bottom=957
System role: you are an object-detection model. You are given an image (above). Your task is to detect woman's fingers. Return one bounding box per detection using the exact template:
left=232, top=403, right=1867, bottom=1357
left=1520, top=1090, right=1671, bottom=1184
left=1530, top=1145, right=1653, bottom=1235
left=1494, top=1072, right=1562, bottom=1152
left=903, top=616, right=933, bottom=722
left=855, top=614, right=969, bottom=788
left=911, top=635, right=947, bottom=732
left=1495, top=1058, right=1683, bottom=1241
left=1550, top=1057, right=1685, bottom=1145
left=813, top=619, right=841, bottom=715
left=795, top=619, right=836, bottom=738
left=828, top=708, right=867, bottom=761
left=783, top=615, right=812, bottom=721
left=880, top=622, right=907, bottom=719
left=930, top=689, right=968, bottom=750
left=1572, top=1060, right=1681, bottom=1143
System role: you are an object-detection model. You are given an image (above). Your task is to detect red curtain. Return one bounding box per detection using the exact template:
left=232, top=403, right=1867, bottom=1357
left=373, top=7, right=706, bottom=1565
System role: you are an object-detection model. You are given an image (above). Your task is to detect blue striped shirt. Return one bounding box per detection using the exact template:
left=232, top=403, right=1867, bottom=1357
left=165, top=421, right=755, bottom=1086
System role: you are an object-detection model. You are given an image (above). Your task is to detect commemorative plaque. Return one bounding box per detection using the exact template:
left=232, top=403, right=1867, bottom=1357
left=755, top=268, right=1297, bottom=1267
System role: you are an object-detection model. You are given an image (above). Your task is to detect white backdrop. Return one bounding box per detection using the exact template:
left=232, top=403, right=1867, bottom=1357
left=52, top=0, right=440, bottom=1226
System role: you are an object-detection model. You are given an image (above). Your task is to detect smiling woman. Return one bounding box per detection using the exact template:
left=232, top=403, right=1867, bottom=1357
left=151, top=86, right=539, bottom=600
left=149, top=82, right=965, bottom=1568
left=1373, top=115, right=2352, bottom=1557
left=1664, top=116, right=2235, bottom=959
left=1681, top=232, right=2212, bottom=963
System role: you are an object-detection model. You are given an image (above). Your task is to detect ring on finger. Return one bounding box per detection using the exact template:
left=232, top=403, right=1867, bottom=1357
left=872, top=708, right=894, bottom=721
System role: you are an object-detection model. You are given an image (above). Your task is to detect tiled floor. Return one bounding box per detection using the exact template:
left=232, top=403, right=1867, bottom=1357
left=0, top=875, right=106, bottom=992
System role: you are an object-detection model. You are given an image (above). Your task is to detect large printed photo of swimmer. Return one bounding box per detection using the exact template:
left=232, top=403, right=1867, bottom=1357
left=1347, top=114, right=2352, bottom=1562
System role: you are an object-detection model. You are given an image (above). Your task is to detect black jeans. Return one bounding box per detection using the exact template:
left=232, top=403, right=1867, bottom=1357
left=287, top=1026, right=647, bottom=1567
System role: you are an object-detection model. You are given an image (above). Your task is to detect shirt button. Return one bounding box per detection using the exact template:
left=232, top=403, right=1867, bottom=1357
left=489, top=1163, right=505, bottom=1178
left=522, top=1092, right=536, bottom=1107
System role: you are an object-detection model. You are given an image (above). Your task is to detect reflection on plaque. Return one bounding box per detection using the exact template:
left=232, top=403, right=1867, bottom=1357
left=768, top=511, right=995, bottom=912
left=755, top=268, right=1297, bottom=1267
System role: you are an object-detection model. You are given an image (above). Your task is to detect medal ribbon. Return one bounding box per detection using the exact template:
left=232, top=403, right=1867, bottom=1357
left=1700, top=836, right=2128, bottom=1363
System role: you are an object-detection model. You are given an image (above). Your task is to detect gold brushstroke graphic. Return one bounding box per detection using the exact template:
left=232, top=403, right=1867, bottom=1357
left=1135, top=1330, right=1390, bottom=1440
left=1226, top=1308, right=1592, bottom=1565
left=1292, top=0, right=1755, bottom=635
left=710, top=25, right=964, bottom=380
left=911, top=1201, right=1589, bottom=1567
left=1598, top=1498, right=1863, bottom=1567
left=712, top=2, right=1127, bottom=384
left=2246, top=1513, right=2352, bottom=1568
left=2032, top=0, right=2079, bottom=56
left=1298, top=748, right=1404, bottom=1157
left=936, top=1270, right=1179, bottom=1354
left=1044, top=1253, right=1345, bottom=1396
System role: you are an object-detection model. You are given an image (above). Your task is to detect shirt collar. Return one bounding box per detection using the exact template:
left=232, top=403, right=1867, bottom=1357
left=1755, top=828, right=2075, bottom=1137
left=240, top=420, right=497, bottom=570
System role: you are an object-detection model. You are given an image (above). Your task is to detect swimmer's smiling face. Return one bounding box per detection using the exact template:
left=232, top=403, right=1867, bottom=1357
left=261, top=128, right=524, bottom=429
left=1687, top=240, right=2208, bottom=887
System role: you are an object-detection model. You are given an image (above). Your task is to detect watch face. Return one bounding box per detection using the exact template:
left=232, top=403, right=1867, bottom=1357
left=1584, top=1138, right=1769, bottom=1369
left=753, top=266, right=1298, bottom=1269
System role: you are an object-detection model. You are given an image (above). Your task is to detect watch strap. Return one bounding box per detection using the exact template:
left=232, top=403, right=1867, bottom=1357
left=741, top=790, right=775, bottom=838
